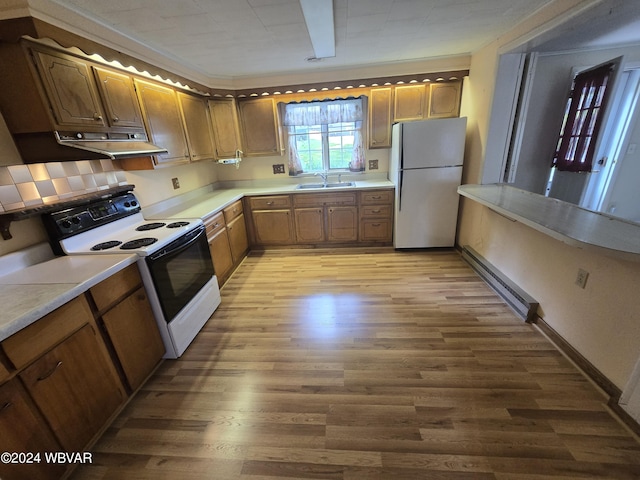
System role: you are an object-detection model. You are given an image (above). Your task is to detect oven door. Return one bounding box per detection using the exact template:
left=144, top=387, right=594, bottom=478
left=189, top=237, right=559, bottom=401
left=145, top=224, right=214, bottom=323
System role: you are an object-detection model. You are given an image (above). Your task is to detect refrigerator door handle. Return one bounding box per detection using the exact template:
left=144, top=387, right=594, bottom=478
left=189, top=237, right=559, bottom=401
left=398, top=169, right=404, bottom=211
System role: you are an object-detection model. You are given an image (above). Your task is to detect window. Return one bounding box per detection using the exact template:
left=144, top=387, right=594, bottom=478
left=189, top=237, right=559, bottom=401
left=283, top=98, right=365, bottom=175
left=553, top=61, right=616, bottom=172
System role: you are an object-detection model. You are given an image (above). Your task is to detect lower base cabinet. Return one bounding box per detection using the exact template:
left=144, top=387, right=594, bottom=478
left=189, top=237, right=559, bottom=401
left=0, top=379, right=66, bottom=480
left=19, top=323, right=125, bottom=452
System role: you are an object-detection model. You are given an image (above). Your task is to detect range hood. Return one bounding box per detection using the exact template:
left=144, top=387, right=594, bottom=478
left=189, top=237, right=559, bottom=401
left=12, top=131, right=168, bottom=163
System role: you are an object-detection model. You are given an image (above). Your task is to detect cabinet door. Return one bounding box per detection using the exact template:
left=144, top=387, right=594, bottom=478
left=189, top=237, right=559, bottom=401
left=209, top=227, right=234, bottom=284
left=93, top=67, right=144, bottom=129
left=20, top=324, right=125, bottom=452
left=178, top=92, right=216, bottom=162
left=101, top=287, right=165, bottom=391
left=33, top=50, right=106, bottom=129
left=209, top=98, right=242, bottom=158
left=327, top=206, right=358, bottom=242
left=237, top=97, right=281, bottom=156
left=428, top=81, right=462, bottom=118
left=294, top=207, right=324, bottom=243
left=394, top=84, right=427, bottom=122
left=252, top=210, right=294, bottom=244
left=0, top=380, right=66, bottom=480
left=368, top=87, right=393, bottom=148
left=227, top=213, right=249, bottom=263
left=134, top=79, right=190, bottom=166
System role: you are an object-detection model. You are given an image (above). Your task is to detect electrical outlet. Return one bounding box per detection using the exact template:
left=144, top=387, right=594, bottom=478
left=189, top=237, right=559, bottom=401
left=171, top=177, right=180, bottom=189
left=272, top=164, right=285, bottom=174
left=368, top=159, right=378, bottom=170
left=575, top=268, right=589, bottom=289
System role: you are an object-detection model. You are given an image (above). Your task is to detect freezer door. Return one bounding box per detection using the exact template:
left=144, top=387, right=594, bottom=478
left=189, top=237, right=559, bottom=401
left=401, top=118, right=467, bottom=169
left=394, top=166, right=463, bottom=248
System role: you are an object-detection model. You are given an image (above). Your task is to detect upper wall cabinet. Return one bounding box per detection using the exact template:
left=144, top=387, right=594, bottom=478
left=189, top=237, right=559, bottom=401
left=209, top=98, right=243, bottom=159
left=428, top=81, right=462, bottom=118
left=368, top=87, right=393, bottom=149
left=134, top=79, right=190, bottom=167
left=177, top=92, right=215, bottom=162
left=237, top=97, right=282, bottom=156
left=394, top=84, right=427, bottom=122
left=93, top=67, right=144, bottom=129
left=32, top=49, right=108, bottom=129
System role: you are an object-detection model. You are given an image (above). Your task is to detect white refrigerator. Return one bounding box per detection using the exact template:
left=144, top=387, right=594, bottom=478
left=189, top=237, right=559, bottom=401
left=389, top=117, right=467, bottom=248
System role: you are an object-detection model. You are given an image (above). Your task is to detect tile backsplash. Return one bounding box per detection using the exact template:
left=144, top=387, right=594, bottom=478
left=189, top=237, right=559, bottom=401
left=0, top=160, right=128, bottom=212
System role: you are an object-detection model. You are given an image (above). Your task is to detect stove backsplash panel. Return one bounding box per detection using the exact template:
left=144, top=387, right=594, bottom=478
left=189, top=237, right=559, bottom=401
left=0, top=160, right=128, bottom=212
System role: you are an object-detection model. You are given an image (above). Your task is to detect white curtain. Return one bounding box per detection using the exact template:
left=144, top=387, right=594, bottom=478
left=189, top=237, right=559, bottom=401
left=283, top=98, right=363, bottom=126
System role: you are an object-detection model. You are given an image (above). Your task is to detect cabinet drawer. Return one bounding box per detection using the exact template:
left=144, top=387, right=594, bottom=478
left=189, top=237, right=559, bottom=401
left=250, top=195, right=291, bottom=209
left=294, top=192, right=356, bottom=207
left=223, top=200, right=243, bottom=223
left=204, top=211, right=225, bottom=239
left=360, top=190, right=393, bottom=205
left=2, top=296, right=92, bottom=370
left=360, top=218, right=393, bottom=242
left=361, top=205, right=392, bottom=217
left=90, top=264, right=142, bottom=312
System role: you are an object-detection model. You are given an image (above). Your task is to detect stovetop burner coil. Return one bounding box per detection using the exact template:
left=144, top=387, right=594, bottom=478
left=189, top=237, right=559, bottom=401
left=120, top=237, right=158, bottom=250
left=167, top=221, right=190, bottom=228
left=91, top=240, right=123, bottom=251
left=136, top=222, right=167, bottom=231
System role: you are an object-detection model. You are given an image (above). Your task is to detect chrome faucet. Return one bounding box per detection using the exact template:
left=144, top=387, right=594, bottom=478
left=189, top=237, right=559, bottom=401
left=314, top=170, right=329, bottom=186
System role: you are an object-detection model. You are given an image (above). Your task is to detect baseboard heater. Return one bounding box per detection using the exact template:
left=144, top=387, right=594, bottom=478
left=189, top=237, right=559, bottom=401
left=461, top=245, right=539, bottom=322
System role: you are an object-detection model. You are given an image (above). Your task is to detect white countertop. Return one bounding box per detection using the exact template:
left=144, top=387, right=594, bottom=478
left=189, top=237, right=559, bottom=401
left=458, top=184, right=640, bottom=262
left=143, top=179, right=395, bottom=220
left=0, top=254, right=138, bottom=341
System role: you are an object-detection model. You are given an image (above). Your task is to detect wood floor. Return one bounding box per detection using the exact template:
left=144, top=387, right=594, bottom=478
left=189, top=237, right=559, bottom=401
left=71, top=248, right=640, bottom=479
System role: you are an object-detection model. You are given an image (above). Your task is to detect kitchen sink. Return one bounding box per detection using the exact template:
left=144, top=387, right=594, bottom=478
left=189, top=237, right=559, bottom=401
left=295, top=182, right=355, bottom=190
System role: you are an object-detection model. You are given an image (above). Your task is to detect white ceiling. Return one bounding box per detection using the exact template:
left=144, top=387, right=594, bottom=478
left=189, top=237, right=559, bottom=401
left=5, top=0, right=640, bottom=89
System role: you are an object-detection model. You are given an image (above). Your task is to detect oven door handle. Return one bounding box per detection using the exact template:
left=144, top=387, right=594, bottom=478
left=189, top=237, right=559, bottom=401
left=147, top=225, right=205, bottom=261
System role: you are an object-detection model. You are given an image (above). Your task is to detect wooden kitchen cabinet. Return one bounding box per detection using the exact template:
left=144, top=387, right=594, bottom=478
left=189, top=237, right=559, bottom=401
left=248, top=195, right=295, bottom=245
left=209, top=97, right=243, bottom=159
left=20, top=323, right=125, bottom=452
left=359, top=189, right=394, bottom=243
left=205, top=202, right=249, bottom=286
left=327, top=206, right=358, bottom=242
left=89, top=264, right=165, bottom=391
left=32, top=48, right=107, bottom=129
left=394, top=84, right=427, bottom=122
left=93, top=66, right=145, bottom=129
left=293, top=192, right=358, bottom=244
left=134, top=78, right=190, bottom=166
left=0, top=379, right=66, bottom=480
left=237, top=97, right=282, bottom=156
left=178, top=92, right=216, bottom=162
left=428, top=80, right=462, bottom=118
left=368, top=87, right=393, bottom=148
left=294, top=207, right=324, bottom=243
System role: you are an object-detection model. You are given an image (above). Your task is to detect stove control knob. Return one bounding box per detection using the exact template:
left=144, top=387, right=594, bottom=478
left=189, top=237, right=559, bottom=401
left=71, top=216, right=81, bottom=224
left=124, top=201, right=131, bottom=207
left=76, top=133, right=83, bottom=139
left=60, top=219, right=72, bottom=229
left=131, top=200, right=138, bottom=207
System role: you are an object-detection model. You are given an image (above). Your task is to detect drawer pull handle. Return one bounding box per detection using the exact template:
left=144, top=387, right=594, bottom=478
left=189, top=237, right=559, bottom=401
left=371, top=209, right=381, bottom=213
left=1, top=401, right=12, bottom=412
left=266, top=201, right=274, bottom=205
left=372, top=223, right=381, bottom=226
left=371, top=196, right=381, bottom=199
left=37, top=361, right=62, bottom=382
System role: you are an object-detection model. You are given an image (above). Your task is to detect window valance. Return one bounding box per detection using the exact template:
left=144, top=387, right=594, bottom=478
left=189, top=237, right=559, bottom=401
left=282, top=98, right=363, bottom=126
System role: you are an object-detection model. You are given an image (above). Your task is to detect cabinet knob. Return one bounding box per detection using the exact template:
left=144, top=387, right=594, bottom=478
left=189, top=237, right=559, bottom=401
left=1, top=401, right=12, bottom=412
left=37, top=361, right=63, bottom=381
left=93, top=113, right=103, bottom=121
left=112, top=116, right=120, bottom=123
